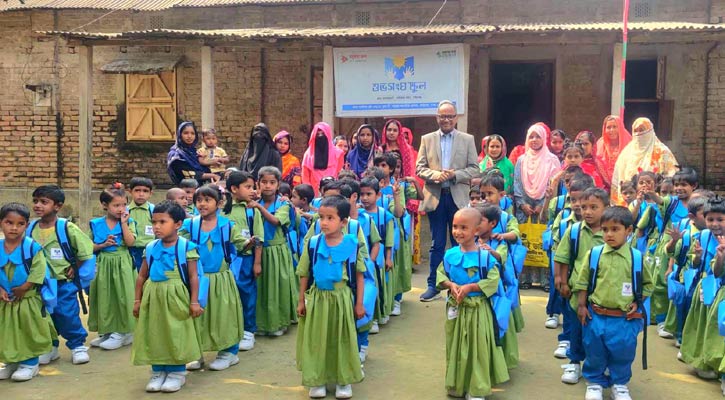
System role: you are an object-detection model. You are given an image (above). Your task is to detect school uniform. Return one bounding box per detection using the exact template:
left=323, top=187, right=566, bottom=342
left=573, top=244, right=653, bottom=387
left=355, top=212, right=381, bottom=348
left=0, top=239, right=53, bottom=365
left=436, top=246, right=510, bottom=397
left=129, top=202, right=155, bottom=271
left=180, top=216, right=244, bottom=353
left=224, top=200, right=265, bottom=333
left=499, top=196, right=515, bottom=216
left=131, top=240, right=202, bottom=368
left=551, top=212, right=579, bottom=344
left=257, top=196, right=297, bottom=333
left=554, top=221, right=604, bottom=365
left=360, top=206, right=395, bottom=319
left=295, top=234, right=365, bottom=387
left=544, top=197, right=570, bottom=320
left=29, top=220, right=94, bottom=350
left=493, top=209, right=525, bottom=333
left=88, top=217, right=138, bottom=335
left=701, top=257, right=725, bottom=374
left=392, top=181, right=418, bottom=299
left=662, top=220, right=699, bottom=340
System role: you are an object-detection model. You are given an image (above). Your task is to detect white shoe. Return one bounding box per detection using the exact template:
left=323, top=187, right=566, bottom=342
left=309, top=386, right=327, bottom=398
left=675, top=339, right=681, bottom=348
left=611, top=384, right=632, bottom=400
left=391, top=301, right=402, bottom=316
left=380, top=315, right=390, bottom=325
left=71, top=346, right=90, bottom=365
left=186, top=357, right=204, bottom=371
left=271, top=329, right=285, bottom=337
left=370, top=321, right=380, bottom=334
left=561, top=363, right=582, bottom=384
left=696, top=368, right=718, bottom=380
left=145, top=371, right=167, bottom=392
left=0, top=363, right=18, bottom=380
left=465, top=393, right=486, bottom=400
left=239, top=331, right=255, bottom=351
left=359, top=345, right=368, bottom=364
left=554, top=341, right=570, bottom=359
left=335, top=384, right=353, bottom=399
left=721, top=378, right=725, bottom=395
left=677, top=351, right=684, bottom=362
left=657, top=323, right=674, bottom=339
left=90, top=334, right=110, bottom=347
left=99, top=333, right=132, bottom=350
left=585, top=384, right=604, bottom=400
left=208, top=351, right=240, bottom=371
left=39, top=346, right=60, bottom=365
left=11, top=364, right=39, bottom=382
left=545, top=315, right=560, bottom=329
left=161, top=372, right=186, bottom=393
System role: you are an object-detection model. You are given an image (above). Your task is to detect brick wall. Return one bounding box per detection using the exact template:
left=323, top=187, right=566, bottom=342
left=705, top=45, right=725, bottom=189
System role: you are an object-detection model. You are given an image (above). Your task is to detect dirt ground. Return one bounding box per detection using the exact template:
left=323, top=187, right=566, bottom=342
left=3, top=221, right=722, bottom=399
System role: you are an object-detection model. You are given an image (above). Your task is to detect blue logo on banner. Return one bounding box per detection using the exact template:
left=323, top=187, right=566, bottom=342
left=385, top=56, right=414, bottom=81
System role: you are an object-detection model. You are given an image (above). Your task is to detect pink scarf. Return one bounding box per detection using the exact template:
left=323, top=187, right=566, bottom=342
left=521, top=123, right=561, bottom=199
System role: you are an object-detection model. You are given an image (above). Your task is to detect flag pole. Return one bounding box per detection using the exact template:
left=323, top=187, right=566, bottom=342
left=620, top=0, right=631, bottom=119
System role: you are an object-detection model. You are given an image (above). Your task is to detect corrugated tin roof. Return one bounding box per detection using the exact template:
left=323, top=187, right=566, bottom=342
left=0, top=0, right=323, bottom=12
left=100, top=55, right=183, bottom=73
left=39, top=22, right=725, bottom=41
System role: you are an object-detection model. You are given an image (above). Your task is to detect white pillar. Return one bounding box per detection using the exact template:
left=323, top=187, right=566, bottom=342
left=457, top=44, right=471, bottom=132
left=78, top=45, right=93, bottom=229
left=611, top=43, right=623, bottom=116
left=322, top=45, right=335, bottom=131
left=201, top=46, right=215, bottom=130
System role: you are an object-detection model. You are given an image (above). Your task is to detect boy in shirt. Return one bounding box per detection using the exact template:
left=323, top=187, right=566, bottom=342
left=128, top=177, right=154, bottom=271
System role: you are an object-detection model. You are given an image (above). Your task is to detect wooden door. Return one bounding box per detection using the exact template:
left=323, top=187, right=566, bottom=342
left=126, top=71, right=177, bottom=141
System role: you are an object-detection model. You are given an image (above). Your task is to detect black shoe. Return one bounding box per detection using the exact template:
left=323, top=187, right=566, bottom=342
left=520, top=282, right=532, bottom=290
left=419, top=287, right=441, bottom=302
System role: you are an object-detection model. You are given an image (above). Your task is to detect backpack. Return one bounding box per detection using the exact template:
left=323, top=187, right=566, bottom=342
left=307, top=227, right=377, bottom=329
left=20, top=237, right=58, bottom=316
left=566, top=222, right=584, bottom=281
left=27, top=218, right=94, bottom=314
left=188, top=216, right=234, bottom=266
left=145, top=237, right=209, bottom=308
left=587, top=245, right=648, bottom=369
left=489, top=237, right=519, bottom=310
left=499, top=212, right=526, bottom=276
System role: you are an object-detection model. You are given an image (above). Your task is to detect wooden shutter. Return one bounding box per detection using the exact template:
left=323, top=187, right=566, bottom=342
left=125, top=71, right=177, bottom=141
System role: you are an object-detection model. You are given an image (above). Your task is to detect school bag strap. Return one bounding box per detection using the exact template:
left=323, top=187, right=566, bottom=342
left=245, top=206, right=255, bottom=234
left=555, top=195, right=566, bottom=215
left=676, top=229, right=693, bottom=270
left=20, top=237, right=57, bottom=317
left=173, top=237, right=209, bottom=308
left=308, top=233, right=358, bottom=293
left=567, top=222, right=582, bottom=280
left=307, top=233, right=324, bottom=289
left=219, top=220, right=233, bottom=265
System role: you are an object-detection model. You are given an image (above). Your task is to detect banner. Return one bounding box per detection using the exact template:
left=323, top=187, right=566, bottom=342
left=333, top=44, right=466, bottom=117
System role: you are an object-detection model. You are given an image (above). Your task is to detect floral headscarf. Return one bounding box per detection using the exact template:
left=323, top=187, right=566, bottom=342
left=167, top=121, right=205, bottom=182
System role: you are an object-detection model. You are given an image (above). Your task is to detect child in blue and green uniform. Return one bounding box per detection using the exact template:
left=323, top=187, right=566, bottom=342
left=553, top=187, right=608, bottom=385
left=296, top=195, right=366, bottom=399
left=29, top=185, right=95, bottom=365
left=256, top=166, right=298, bottom=336
left=662, top=195, right=709, bottom=345
left=224, top=171, right=265, bottom=351
left=359, top=177, right=395, bottom=335
left=88, top=185, right=138, bottom=350
left=710, top=221, right=725, bottom=395
left=128, top=177, right=155, bottom=272
left=292, top=184, right=317, bottom=225
left=680, top=195, right=725, bottom=380
left=573, top=206, right=652, bottom=400
left=437, top=207, right=509, bottom=399
left=131, top=201, right=203, bottom=393
left=179, top=179, right=199, bottom=217
left=475, top=204, right=520, bottom=370
left=632, top=169, right=694, bottom=336
left=180, top=185, right=245, bottom=371
left=0, top=203, right=54, bottom=382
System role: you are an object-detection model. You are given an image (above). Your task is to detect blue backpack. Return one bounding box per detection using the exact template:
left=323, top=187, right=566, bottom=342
left=19, top=237, right=58, bottom=316
left=187, top=216, right=234, bottom=267
left=27, top=218, right=95, bottom=314
left=489, top=238, right=519, bottom=310
left=587, top=245, right=648, bottom=369
left=145, top=237, right=209, bottom=308
left=566, top=222, right=584, bottom=281
left=307, top=223, right=377, bottom=329
left=499, top=212, right=526, bottom=276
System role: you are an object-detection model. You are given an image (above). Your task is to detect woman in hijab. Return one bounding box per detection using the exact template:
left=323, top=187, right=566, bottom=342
left=514, top=123, right=562, bottom=289
left=167, top=121, right=215, bottom=185
left=301, top=122, right=345, bottom=195
left=381, top=119, right=416, bottom=179
left=273, top=130, right=302, bottom=187
left=596, top=115, right=632, bottom=189
left=479, top=134, right=514, bottom=193
left=346, top=124, right=379, bottom=178
left=573, top=130, right=605, bottom=188
left=611, top=117, right=678, bottom=205
left=240, top=123, right=283, bottom=179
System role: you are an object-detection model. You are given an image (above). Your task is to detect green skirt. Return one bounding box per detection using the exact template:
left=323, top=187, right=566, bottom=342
left=501, top=314, right=519, bottom=369
left=257, top=244, right=297, bottom=333
left=680, top=280, right=709, bottom=367
left=88, top=250, right=137, bottom=334
left=132, top=277, right=202, bottom=365
left=512, top=305, right=525, bottom=333
left=648, top=246, right=669, bottom=320
left=373, top=266, right=391, bottom=320
left=193, top=269, right=244, bottom=352
left=701, top=287, right=725, bottom=372
left=393, top=229, right=412, bottom=295
left=296, top=285, right=363, bottom=386
left=663, top=300, right=678, bottom=334
left=0, top=293, right=53, bottom=363
left=445, top=296, right=510, bottom=397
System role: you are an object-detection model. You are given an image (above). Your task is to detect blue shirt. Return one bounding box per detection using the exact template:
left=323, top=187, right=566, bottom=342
left=440, top=129, right=455, bottom=188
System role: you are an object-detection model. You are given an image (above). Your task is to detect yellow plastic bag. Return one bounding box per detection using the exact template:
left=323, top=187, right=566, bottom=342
left=520, top=218, right=549, bottom=268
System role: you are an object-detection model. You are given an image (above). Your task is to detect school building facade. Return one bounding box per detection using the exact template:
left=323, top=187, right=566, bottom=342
left=0, top=0, right=724, bottom=222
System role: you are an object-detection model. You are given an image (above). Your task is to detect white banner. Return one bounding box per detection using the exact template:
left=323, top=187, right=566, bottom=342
left=333, top=44, right=466, bottom=117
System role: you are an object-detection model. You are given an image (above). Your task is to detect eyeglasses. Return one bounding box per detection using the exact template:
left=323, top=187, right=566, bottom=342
left=437, top=114, right=457, bottom=120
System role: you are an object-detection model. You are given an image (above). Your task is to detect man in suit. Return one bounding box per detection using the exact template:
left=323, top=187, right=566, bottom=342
left=416, top=100, right=481, bottom=301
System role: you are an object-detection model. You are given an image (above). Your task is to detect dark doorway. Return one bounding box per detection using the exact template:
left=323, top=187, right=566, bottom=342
left=490, top=62, right=555, bottom=149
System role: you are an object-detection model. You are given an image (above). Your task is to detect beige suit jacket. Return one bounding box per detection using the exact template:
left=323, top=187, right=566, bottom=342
left=415, top=129, right=481, bottom=213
